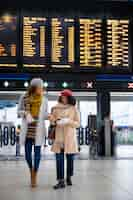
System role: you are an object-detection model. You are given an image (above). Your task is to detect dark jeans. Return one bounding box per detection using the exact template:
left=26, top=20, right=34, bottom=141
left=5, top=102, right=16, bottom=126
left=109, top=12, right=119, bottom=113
left=56, top=152, right=74, bottom=180
left=25, top=138, right=41, bottom=172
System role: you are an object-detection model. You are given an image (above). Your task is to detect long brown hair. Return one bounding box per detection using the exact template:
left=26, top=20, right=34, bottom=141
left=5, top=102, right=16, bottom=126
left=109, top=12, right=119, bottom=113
left=27, top=85, right=46, bottom=97
left=58, top=95, right=76, bottom=106
left=27, top=85, right=38, bottom=96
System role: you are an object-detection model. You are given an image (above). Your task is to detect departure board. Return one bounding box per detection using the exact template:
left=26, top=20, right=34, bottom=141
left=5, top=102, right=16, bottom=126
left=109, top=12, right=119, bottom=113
left=79, top=19, right=103, bottom=67
left=107, top=19, right=129, bottom=68
left=0, top=15, right=17, bottom=67
left=23, top=17, right=48, bottom=67
left=51, top=18, right=75, bottom=68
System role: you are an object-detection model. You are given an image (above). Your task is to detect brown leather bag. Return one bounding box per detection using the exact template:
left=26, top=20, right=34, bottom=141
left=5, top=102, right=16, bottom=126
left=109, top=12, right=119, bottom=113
left=48, top=125, right=56, bottom=140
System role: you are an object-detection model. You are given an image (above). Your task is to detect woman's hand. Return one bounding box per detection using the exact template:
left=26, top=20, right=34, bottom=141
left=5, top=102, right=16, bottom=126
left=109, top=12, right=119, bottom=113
left=26, top=113, right=34, bottom=124
left=48, top=114, right=54, bottom=121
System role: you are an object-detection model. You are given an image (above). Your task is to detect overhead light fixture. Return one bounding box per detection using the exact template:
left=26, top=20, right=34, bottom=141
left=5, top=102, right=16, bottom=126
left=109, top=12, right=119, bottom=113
left=62, top=82, right=68, bottom=88
left=4, top=81, right=9, bottom=88
left=24, top=81, right=29, bottom=88
left=44, top=81, right=48, bottom=88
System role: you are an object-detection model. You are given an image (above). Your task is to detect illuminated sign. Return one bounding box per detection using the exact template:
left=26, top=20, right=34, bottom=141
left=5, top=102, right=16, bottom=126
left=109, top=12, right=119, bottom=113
left=86, top=81, right=93, bottom=88
left=80, top=81, right=94, bottom=89
left=0, top=15, right=17, bottom=67
left=51, top=18, right=75, bottom=68
left=23, top=16, right=48, bottom=67
left=128, top=83, right=133, bottom=89
left=107, top=19, right=129, bottom=68
left=79, top=19, right=103, bottom=67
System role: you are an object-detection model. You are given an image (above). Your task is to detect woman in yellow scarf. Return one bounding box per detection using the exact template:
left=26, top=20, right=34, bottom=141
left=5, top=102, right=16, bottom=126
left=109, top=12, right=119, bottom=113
left=19, top=78, right=48, bottom=188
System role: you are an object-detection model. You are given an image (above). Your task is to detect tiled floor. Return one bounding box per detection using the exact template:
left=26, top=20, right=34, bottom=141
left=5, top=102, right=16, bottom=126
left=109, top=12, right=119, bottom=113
left=0, top=159, right=133, bottom=200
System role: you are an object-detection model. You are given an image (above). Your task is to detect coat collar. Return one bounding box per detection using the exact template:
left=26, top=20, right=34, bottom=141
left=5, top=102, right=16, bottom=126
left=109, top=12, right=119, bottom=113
left=53, top=103, right=71, bottom=110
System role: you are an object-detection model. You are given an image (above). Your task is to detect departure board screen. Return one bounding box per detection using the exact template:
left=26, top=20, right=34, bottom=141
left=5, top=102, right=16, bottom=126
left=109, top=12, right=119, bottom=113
left=23, top=17, right=48, bottom=67
left=51, top=18, right=75, bottom=68
left=79, top=19, right=103, bottom=67
left=107, top=19, right=129, bottom=68
left=0, top=15, right=17, bottom=67
left=0, top=14, right=129, bottom=72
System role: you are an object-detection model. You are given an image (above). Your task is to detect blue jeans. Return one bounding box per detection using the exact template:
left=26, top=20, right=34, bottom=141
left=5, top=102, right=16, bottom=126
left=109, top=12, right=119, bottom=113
left=25, top=138, right=41, bottom=172
left=56, top=152, right=74, bottom=180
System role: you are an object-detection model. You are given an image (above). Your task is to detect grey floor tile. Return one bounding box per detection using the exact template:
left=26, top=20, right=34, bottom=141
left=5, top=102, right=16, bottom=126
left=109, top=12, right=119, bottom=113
left=0, top=160, right=133, bottom=200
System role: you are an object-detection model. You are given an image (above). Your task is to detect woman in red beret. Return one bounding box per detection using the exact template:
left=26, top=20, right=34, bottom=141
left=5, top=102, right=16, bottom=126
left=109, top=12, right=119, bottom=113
left=49, top=89, right=80, bottom=189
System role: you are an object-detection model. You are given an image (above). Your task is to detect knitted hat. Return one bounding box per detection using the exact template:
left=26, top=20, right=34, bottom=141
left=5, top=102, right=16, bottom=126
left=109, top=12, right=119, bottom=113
left=60, top=89, right=73, bottom=97
left=30, top=78, right=44, bottom=88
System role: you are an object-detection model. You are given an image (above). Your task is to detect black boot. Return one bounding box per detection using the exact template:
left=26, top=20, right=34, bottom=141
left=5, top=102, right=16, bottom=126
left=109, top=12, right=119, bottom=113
left=53, top=180, right=65, bottom=190
left=66, top=177, right=72, bottom=186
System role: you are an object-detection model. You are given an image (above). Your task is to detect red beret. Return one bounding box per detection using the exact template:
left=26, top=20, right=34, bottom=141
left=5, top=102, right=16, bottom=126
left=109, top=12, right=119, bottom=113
left=60, top=89, right=73, bottom=97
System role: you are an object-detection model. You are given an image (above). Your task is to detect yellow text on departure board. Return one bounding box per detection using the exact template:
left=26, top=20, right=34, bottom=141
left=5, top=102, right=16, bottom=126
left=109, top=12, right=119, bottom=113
left=107, top=19, right=129, bottom=67
left=80, top=19, right=102, bottom=67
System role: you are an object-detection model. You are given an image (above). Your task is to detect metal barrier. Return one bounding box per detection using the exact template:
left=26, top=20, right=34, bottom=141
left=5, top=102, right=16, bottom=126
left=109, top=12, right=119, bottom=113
left=0, top=126, right=16, bottom=147
left=0, top=126, right=91, bottom=147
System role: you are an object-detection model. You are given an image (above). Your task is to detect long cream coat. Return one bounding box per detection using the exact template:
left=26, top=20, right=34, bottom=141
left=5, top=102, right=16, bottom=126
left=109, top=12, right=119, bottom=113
left=51, top=103, right=80, bottom=154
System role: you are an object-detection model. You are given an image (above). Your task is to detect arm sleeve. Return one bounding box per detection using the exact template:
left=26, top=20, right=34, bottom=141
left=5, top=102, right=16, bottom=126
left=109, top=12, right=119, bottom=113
left=17, top=94, right=26, bottom=118
left=68, top=108, right=80, bottom=128
left=42, top=97, right=49, bottom=120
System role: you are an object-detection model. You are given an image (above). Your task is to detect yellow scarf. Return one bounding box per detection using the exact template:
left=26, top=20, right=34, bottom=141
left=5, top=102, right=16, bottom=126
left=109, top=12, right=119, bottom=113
left=29, top=94, right=42, bottom=118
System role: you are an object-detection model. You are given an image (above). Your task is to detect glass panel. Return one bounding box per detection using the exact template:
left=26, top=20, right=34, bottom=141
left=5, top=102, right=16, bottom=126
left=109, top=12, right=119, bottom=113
left=80, top=101, right=96, bottom=127
left=111, top=101, right=133, bottom=126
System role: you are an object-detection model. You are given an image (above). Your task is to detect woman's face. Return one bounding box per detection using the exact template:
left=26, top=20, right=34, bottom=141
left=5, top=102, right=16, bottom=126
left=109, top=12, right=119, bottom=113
left=61, top=96, right=68, bottom=105
left=35, top=87, right=43, bottom=95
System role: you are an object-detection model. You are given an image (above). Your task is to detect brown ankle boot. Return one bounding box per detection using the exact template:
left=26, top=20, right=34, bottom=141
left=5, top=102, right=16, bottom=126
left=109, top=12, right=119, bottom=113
left=31, top=169, right=37, bottom=188
left=30, top=169, right=32, bottom=183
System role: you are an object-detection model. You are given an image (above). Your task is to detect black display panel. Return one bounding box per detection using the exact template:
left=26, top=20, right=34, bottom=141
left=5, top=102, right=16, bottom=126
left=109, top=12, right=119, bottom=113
left=79, top=19, right=103, bottom=68
left=0, top=15, right=17, bottom=67
left=0, top=12, right=131, bottom=73
left=106, top=19, right=129, bottom=68
left=23, top=16, right=49, bottom=67
left=51, top=18, right=75, bottom=68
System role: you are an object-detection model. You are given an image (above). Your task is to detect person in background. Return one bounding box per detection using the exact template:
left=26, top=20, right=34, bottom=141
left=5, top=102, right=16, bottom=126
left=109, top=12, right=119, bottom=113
left=16, top=125, right=21, bottom=157
left=49, top=89, right=80, bottom=189
left=17, top=78, right=48, bottom=188
left=111, top=120, right=116, bottom=156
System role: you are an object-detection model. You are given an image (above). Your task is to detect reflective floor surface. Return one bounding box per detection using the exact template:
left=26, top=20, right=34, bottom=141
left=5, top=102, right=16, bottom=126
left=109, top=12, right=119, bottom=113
left=0, top=159, right=133, bottom=200
left=1, top=145, right=133, bottom=160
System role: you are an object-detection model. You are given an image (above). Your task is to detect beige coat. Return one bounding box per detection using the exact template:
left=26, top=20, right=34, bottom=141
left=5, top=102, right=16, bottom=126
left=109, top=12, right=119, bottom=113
left=51, top=103, right=80, bottom=154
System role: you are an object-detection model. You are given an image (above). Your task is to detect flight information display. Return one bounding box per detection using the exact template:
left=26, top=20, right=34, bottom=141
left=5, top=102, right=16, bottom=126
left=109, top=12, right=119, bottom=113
left=107, top=19, right=129, bottom=68
left=51, top=18, right=75, bottom=68
left=23, top=16, right=48, bottom=67
left=79, top=19, right=103, bottom=67
left=0, top=15, right=17, bottom=67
